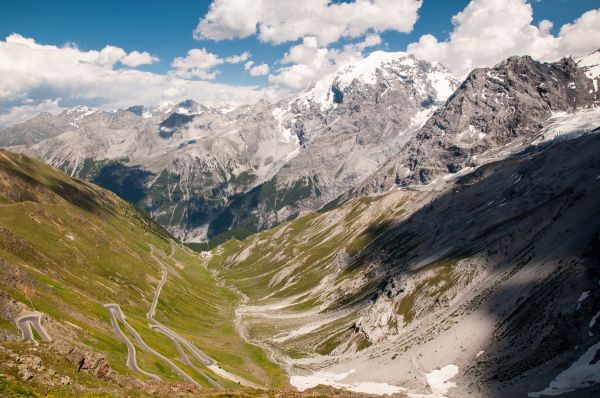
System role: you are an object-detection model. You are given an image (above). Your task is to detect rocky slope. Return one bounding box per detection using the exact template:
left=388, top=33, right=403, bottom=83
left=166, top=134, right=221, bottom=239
left=203, top=53, right=600, bottom=397
left=211, top=126, right=600, bottom=397
left=1, top=52, right=458, bottom=243
left=346, top=54, right=599, bottom=199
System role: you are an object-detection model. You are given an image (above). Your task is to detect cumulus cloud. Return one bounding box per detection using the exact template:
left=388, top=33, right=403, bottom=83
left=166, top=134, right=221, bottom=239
left=247, top=62, right=270, bottom=76
left=170, top=48, right=224, bottom=79
left=225, top=50, right=250, bottom=63
left=170, top=48, right=253, bottom=79
left=0, top=34, right=290, bottom=126
left=0, top=99, right=62, bottom=127
left=194, top=0, right=422, bottom=45
left=121, top=50, right=160, bottom=67
left=407, top=0, right=600, bottom=77
left=268, top=34, right=381, bottom=89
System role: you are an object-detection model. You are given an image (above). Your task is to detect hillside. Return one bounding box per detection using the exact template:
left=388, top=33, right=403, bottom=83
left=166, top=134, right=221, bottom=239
left=0, top=149, right=285, bottom=396
left=209, top=130, right=600, bottom=397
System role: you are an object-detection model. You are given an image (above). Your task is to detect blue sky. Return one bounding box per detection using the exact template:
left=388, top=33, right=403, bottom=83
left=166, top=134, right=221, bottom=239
left=0, top=0, right=599, bottom=126
left=2, top=0, right=598, bottom=86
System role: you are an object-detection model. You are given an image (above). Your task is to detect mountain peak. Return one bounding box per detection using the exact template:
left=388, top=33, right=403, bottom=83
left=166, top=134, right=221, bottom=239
left=296, top=52, right=458, bottom=111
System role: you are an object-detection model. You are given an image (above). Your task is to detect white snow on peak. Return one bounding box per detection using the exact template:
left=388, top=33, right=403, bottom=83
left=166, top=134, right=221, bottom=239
left=66, top=105, right=91, bottom=114
left=335, top=51, right=408, bottom=88
left=296, top=51, right=457, bottom=111
left=578, top=50, right=600, bottom=80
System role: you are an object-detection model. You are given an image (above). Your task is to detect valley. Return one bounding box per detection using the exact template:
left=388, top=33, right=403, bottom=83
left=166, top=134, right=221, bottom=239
left=0, top=47, right=599, bottom=398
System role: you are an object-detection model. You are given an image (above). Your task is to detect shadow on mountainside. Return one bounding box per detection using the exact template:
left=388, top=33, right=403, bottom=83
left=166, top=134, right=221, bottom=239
left=333, top=132, right=600, bottom=395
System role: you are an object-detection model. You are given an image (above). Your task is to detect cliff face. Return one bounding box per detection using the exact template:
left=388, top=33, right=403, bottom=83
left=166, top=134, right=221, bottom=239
left=350, top=56, right=599, bottom=198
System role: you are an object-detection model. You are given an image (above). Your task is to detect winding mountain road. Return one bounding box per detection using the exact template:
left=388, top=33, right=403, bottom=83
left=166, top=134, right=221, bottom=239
left=104, top=304, right=159, bottom=380
left=147, top=246, right=222, bottom=388
left=104, top=303, right=200, bottom=386
left=104, top=244, right=261, bottom=389
left=16, top=313, right=51, bottom=342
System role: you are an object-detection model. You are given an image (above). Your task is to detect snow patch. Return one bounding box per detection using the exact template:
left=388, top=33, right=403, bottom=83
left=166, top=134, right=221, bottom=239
left=290, top=370, right=404, bottom=396
left=538, top=107, right=600, bottom=143
left=271, top=107, right=298, bottom=145
left=578, top=50, right=600, bottom=79
left=408, top=364, right=460, bottom=398
left=577, top=291, right=590, bottom=310
left=429, top=71, right=456, bottom=102
left=528, top=341, right=600, bottom=396
left=409, top=108, right=435, bottom=131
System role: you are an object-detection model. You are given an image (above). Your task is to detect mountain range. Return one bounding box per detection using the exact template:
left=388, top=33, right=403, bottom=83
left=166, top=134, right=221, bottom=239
left=1, top=52, right=459, bottom=244
left=0, top=49, right=599, bottom=397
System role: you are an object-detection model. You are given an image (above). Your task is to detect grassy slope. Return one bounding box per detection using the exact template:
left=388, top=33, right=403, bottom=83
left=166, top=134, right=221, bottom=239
left=207, top=191, right=425, bottom=358
left=0, top=149, right=284, bottom=391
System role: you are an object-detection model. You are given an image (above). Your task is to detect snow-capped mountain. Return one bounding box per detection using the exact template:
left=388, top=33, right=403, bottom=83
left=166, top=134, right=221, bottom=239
left=578, top=48, right=600, bottom=94
left=0, top=52, right=459, bottom=242
left=347, top=55, right=600, bottom=199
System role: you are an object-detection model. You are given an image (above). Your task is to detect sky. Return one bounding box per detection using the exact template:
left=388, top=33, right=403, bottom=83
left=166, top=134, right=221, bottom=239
left=0, top=0, right=599, bottom=126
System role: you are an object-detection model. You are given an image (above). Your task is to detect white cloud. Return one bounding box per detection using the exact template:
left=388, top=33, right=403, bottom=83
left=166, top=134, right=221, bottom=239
left=0, top=99, right=62, bottom=127
left=0, top=34, right=290, bottom=126
left=268, top=34, right=382, bottom=89
left=95, top=45, right=128, bottom=67
left=355, top=33, right=382, bottom=51
left=121, top=50, right=159, bottom=67
left=407, top=0, right=600, bottom=77
left=79, top=43, right=158, bottom=68
left=170, top=49, right=253, bottom=79
left=245, top=60, right=270, bottom=77
left=170, top=48, right=223, bottom=79
left=225, top=50, right=250, bottom=63
left=248, top=63, right=269, bottom=76
left=194, top=0, right=422, bottom=45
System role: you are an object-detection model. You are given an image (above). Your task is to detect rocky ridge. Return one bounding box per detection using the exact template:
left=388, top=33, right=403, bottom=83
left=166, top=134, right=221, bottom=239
left=1, top=52, right=459, bottom=243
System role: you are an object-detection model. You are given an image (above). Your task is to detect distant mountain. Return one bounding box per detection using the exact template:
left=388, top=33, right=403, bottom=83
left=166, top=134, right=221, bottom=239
left=345, top=55, right=599, bottom=200
left=209, top=56, right=600, bottom=397
left=2, top=50, right=600, bottom=397
left=1, top=52, right=459, bottom=243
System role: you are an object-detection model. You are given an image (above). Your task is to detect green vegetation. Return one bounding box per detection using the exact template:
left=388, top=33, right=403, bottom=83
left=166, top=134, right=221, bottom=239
left=203, top=189, right=421, bottom=358
left=0, top=149, right=284, bottom=391
left=206, top=175, right=322, bottom=245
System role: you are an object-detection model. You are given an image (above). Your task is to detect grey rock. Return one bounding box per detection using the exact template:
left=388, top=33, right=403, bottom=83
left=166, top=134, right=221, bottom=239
left=348, top=55, right=599, bottom=198
left=2, top=53, right=458, bottom=243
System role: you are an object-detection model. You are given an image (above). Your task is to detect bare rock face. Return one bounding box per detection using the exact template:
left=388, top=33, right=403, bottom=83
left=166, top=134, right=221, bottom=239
left=0, top=53, right=458, bottom=243
left=50, top=341, right=115, bottom=380
left=350, top=56, right=599, bottom=197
